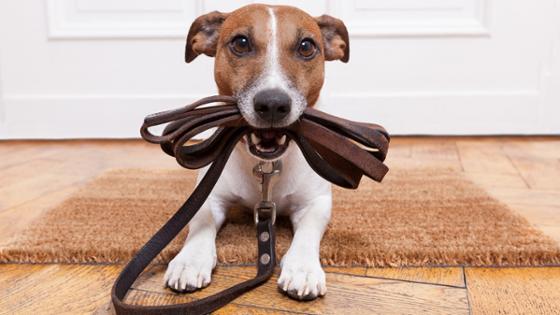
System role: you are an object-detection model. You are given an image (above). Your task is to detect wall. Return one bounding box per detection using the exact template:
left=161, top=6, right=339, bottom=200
left=0, top=0, right=558, bottom=139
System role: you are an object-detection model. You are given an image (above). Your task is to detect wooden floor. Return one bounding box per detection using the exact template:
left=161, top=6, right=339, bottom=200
left=1, top=137, right=560, bottom=314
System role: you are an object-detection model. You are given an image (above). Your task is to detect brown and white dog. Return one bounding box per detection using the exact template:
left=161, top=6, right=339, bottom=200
left=164, top=4, right=349, bottom=301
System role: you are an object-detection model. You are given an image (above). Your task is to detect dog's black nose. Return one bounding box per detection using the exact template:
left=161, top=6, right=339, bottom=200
left=253, top=89, right=291, bottom=123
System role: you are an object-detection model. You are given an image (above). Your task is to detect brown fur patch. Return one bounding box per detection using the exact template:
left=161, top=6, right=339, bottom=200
left=274, top=6, right=325, bottom=107
left=213, top=4, right=327, bottom=107
left=187, top=4, right=350, bottom=107
left=214, top=5, right=270, bottom=96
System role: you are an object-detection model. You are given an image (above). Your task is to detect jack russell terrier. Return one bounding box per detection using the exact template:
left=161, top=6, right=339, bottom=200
left=164, top=3, right=349, bottom=301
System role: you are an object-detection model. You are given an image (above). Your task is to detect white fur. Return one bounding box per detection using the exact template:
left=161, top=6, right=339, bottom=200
left=165, top=6, right=332, bottom=300
left=165, top=144, right=332, bottom=298
left=236, top=7, right=306, bottom=129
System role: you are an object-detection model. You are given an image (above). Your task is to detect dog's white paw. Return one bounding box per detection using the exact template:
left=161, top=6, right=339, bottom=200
left=278, top=251, right=327, bottom=300
left=164, top=246, right=216, bottom=293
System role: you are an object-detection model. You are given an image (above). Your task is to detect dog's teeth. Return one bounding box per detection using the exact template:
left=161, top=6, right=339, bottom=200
left=278, top=135, right=287, bottom=145
left=251, top=134, right=261, bottom=144
left=256, top=144, right=275, bottom=153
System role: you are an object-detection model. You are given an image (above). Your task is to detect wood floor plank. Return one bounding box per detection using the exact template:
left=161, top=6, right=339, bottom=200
left=465, top=267, right=560, bottom=315
left=323, top=266, right=367, bottom=276
left=122, top=290, right=304, bottom=315
left=484, top=187, right=560, bottom=207
left=0, top=142, right=177, bottom=214
left=383, top=142, right=412, bottom=159
left=507, top=204, right=560, bottom=228
left=365, top=267, right=465, bottom=287
left=387, top=155, right=462, bottom=171
left=92, top=295, right=297, bottom=315
left=536, top=225, right=560, bottom=244
left=503, top=204, right=560, bottom=244
left=456, top=141, right=519, bottom=175
left=480, top=190, right=560, bottom=243
left=0, top=146, right=61, bottom=171
left=0, top=150, right=101, bottom=211
left=412, top=140, right=461, bottom=162
left=388, top=140, right=462, bottom=171
left=0, top=264, right=120, bottom=315
left=502, top=140, right=560, bottom=190
left=0, top=170, right=83, bottom=213
left=130, top=265, right=469, bottom=315
left=0, top=186, right=83, bottom=246
left=463, top=172, right=528, bottom=189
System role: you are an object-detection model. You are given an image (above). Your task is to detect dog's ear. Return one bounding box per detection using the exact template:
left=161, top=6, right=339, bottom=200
left=315, top=15, right=350, bottom=63
left=185, top=11, right=229, bottom=63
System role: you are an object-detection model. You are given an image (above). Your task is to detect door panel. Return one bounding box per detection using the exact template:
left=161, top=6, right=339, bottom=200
left=0, top=0, right=558, bottom=138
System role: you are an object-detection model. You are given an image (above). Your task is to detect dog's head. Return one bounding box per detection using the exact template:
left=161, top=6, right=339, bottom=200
left=185, top=4, right=349, bottom=160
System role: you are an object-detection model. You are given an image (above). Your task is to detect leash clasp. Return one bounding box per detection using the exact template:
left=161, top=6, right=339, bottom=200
left=253, top=161, right=282, bottom=225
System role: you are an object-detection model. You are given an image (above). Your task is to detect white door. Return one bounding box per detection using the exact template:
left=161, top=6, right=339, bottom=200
left=0, top=0, right=559, bottom=138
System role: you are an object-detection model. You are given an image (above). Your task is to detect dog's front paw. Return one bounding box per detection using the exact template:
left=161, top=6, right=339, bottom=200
left=164, top=248, right=216, bottom=293
left=278, top=251, right=327, bottom=301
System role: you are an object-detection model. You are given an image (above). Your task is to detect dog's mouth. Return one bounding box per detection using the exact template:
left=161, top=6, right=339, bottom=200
left=246, top=129, right=290, bottom=160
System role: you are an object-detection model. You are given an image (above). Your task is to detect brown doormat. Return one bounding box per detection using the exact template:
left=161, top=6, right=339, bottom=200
left=1, top=168, right=559, bottom=267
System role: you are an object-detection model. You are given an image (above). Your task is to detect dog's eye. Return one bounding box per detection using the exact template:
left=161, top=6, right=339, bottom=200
left=297, top=38, right=317, bottom=59
left=230, top=35, right=251, bottom=56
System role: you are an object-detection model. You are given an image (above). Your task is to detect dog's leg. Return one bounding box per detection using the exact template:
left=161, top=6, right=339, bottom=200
left=278, top=193, right=332, bottom=300
left=164, top=197, right=226, bottom=292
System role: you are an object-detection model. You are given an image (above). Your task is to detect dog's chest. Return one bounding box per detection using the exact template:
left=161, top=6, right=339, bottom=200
left=219, top=144, right=330, bottom=214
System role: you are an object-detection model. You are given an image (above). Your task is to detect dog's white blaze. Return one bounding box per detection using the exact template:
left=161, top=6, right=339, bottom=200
left=264, top=7, right=285, bottom=89
left=236, top=5, right=307, bottom=128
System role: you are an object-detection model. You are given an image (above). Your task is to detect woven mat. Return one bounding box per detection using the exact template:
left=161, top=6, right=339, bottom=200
left=1, top=168, right=559, bottom=267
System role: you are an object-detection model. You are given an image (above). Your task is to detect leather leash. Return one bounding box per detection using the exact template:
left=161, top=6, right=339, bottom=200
left=111, top=95, right=390, bottom=314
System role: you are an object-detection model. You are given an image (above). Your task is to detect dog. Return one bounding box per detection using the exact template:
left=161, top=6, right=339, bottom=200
left=164, top=3, right=349, bottom=301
